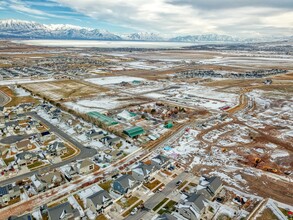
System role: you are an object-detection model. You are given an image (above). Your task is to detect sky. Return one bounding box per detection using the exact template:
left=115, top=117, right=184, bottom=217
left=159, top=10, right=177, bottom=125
left=0, top=0, right=292, bottom=37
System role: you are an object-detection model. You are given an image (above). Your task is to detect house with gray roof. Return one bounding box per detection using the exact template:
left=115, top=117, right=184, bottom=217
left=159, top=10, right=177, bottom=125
left=47, top=202, right=80, bottom=220
left=132, top=163, right=155, bottom=182
left=156, top=213, right=177, bottom=220
left=196, top=176, right=222, bottom=199
left=86, top=130, right=105, bottom=140
left=113, top=174, right=136, bottom=195
left=0, top=184, right=20, bottom=206
left=177, top=193, right=207, bottom=220
left=86, top=189, right=112, bottom=214
left=151, top=155, right=170, bottom=169
left=76, top=159, right=95, bottom=174
left=31, top=171, right=64, bottom=192
left=15, top=152, right=38, bottom=166
left=47, top=142, right=67, bottom=156
left=8, top=213, right=33, bottom=220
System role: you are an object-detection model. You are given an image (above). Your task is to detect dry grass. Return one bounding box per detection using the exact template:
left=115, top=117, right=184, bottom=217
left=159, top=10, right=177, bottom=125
left=96, top=214, right=108, bottom=220
left=143, top=179, right=161, bottom=190
left=0, top=86, right=38, bottom=107
left=6, top=96, right=38, bottom=107
left=117, top=196, right=139, bottom=209
left=23, top=80, right=109, bottom=101
left=256, top=208, right=278, bottom=220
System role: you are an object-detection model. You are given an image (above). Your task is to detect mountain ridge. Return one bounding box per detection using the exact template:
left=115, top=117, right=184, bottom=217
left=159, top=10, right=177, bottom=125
left=0, top=19, right=282, bottom=42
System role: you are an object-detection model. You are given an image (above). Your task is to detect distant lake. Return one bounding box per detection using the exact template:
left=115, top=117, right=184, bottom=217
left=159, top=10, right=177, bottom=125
left=15, top=39, right=201, bottom=49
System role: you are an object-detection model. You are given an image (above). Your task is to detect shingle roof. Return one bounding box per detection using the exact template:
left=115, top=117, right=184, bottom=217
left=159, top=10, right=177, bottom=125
left=8, top=213, right=33, bottom=220
left=156, top=213, right=177, bottom=220
left=115, top=174, right=135, bottom=189
left=0, top=185, right=9, bottom=196
left=207, top=176, right=222, bottom=193
left=47, top=202, right=76, bottom=220
left=87, top=190, right=111, bottom=206
left=186, top=193, right=206, bottom=212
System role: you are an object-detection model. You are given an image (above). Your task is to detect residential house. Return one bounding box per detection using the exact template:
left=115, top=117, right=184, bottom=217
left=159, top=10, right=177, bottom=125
left=8, top=213, right=33, bottom=220
left=47, top=142, right=67, bottom=156
left=94, top=153, right=112, bottom=164
left=0, top=146, right=9, bottom=156
left=156, top=214, right=177, bottom=220
left=117, top=110, right=137, bottom=122
left=15, top=152, right=38, bottom=166
left=76, top=159, right=95, bottom=174
left=39, top=131, right=52, bottom=142
left=105, top=149, right=124, bottom=162
left=60, top=164, right=78, bottom=181
left=177, top=193, right=207, bottom=220
left=31, top=171, right=64, bottom=192
left=151, top=155, right=170, bottom=169
left=17, top=103, right=33, bottom=112
left=40, top=171, right=64, bottom=189
left=86, top=190, right=112, bottom=214
left=100, top=136, right=121, bottom=147
left=15, top=139, right=33, bottom=151
left=113, top=174, right=136, bottom=195
left=196, top=176, right=222, bottom=200
left=131, top=163, right=155, bottom=182
left=0, top=184, right=20, bottom=206
left=47, top=202, right=80, bottom=220
left=86, top=130, right=105, bottom=141
left=31, top=174, right=47, bottom=192
left=5, top=121, right=19, bottom=130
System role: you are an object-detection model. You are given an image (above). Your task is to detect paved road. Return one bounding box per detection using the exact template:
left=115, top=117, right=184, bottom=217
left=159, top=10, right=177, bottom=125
left=0, top=90, right=11, bottom=107
left=0, top=133, right=38, bottom=145
left=125, top=172, right=189, bottom=220
left=0, top=112, right=97, bottom=185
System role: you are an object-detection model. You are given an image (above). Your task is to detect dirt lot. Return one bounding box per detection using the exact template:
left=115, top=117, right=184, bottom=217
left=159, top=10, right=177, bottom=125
left=22, top=80, right=109, bottom=101
left=0, top=86, right=38, bottom=107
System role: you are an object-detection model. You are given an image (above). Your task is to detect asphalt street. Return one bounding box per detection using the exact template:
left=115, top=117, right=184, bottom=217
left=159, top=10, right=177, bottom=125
left=0, top=112, right=97, bottom=185
left=0, top=90, right=10, bottom=107
left=125, top=171, right=188, bottom=220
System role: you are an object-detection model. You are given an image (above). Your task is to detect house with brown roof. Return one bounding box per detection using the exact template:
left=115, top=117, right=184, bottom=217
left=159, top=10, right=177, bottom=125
left=15, top=139, right=33, bottom=151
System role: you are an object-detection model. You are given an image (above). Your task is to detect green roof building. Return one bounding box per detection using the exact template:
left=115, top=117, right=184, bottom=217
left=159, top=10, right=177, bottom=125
left=132, top=80, right=141, bottom=84
left=87, top=111, right=118, bottom=126
left=123, top=126, right=145, bottom=138
left=164, top=121, right=173, bottom=129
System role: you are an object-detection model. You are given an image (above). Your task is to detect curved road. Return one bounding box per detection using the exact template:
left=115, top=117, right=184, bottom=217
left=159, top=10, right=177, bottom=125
left=0, top=90, right=11, bottom=107
left=0, top=112, right=97, bottom=186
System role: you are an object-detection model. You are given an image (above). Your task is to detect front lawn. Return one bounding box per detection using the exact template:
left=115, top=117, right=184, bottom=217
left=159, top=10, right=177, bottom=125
left=158, top=200, right=177, bottom=215
left=153, top=198, right=168, bottom=212
left=27, top=161, right=45, bottom=170
left=144, top=179, right=161, bottom=190
left=99, top=180, right=113, bottom=192
left=117, top=196, right=139, bottom=209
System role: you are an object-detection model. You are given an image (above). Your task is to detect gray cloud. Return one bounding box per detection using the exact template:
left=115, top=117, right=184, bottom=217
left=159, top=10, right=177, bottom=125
left=168, top=0, right=293, bottom=10
left=54, top=0, right=293, bottom=37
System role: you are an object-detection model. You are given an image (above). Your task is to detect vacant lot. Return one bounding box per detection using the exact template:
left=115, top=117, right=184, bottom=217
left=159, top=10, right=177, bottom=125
left=22, top=80, right=109, bottom=101
left=0, top=86, right=38, bottom=107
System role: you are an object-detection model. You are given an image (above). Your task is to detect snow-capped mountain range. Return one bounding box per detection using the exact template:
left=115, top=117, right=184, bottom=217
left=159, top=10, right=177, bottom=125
left=0, top=19, right=279, bottom=42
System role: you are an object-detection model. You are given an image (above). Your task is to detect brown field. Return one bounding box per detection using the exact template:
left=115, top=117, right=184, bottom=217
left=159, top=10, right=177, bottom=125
left=22, top=80, right=109, bottom=101
left=0, top=86, right=38, bottom=107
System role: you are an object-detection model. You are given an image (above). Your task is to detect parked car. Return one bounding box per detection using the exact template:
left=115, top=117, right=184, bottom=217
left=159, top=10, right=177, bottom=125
left=176, top=180, right=182, bottom=186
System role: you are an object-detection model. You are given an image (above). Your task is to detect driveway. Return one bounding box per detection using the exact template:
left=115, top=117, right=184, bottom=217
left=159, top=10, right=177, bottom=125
left=0, top=112, right=97, bottom=185
left=125, top=171, right=188, bottom=220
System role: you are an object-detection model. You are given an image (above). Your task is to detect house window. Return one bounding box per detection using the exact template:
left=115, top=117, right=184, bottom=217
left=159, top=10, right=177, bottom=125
left=89, top=165, right=94, bottom=170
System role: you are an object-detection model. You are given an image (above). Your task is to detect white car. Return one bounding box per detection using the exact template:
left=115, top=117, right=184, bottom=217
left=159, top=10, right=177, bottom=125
left=131, top=207, right=138, bottom=215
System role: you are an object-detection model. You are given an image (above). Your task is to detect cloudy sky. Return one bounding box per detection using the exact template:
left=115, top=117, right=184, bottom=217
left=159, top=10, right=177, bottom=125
left=0, top=0, right=292, bottom=37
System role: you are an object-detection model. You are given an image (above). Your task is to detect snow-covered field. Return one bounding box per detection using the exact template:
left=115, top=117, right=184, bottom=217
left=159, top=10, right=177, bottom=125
left=17, top=40, right=195, bottom=48
left=85, top=76, right=146, bottom=85
left=65, top=96, right=134, bottom=113
left=0, top=78, right=55, bottom=85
